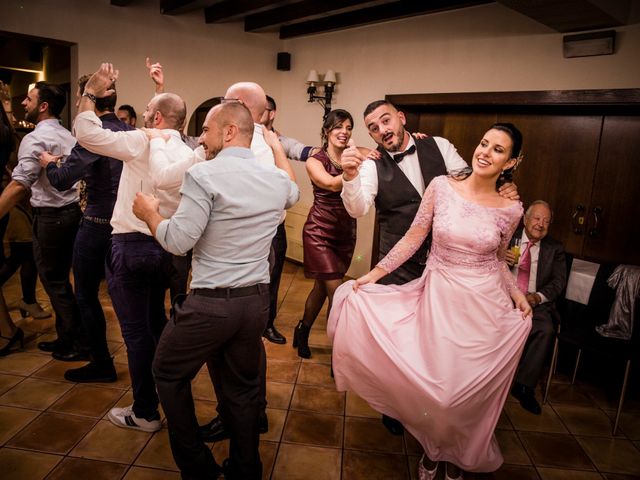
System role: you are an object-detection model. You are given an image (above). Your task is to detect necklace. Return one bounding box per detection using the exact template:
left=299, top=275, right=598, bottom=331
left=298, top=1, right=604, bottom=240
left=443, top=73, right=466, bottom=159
left=326, top=149, right=343, bottom=171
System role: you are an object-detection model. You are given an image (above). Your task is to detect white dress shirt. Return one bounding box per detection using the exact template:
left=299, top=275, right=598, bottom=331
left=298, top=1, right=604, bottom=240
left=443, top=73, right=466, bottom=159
left=74, top=111, right=197, bottom=234
left=341, top=136, right=468, bottom=217
left=251, top=123, right=275, bottom=165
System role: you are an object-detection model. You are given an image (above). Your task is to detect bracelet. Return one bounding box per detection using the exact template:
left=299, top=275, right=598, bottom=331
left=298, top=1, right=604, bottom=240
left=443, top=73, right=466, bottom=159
left=82, top=92, right=97, bottom=103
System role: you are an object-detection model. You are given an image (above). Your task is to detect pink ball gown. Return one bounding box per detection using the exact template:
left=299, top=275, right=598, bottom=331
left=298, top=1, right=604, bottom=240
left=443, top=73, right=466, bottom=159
left=328, top=175, right=531, bottom=472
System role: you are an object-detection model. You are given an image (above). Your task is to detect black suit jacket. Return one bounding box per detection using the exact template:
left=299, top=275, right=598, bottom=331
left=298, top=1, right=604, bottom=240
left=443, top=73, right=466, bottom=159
left=512, top=229, right=567, bottom=323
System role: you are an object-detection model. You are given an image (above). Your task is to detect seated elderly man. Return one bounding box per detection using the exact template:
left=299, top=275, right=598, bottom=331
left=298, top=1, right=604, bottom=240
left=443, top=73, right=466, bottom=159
left=506, top=200, right=567, bottom=415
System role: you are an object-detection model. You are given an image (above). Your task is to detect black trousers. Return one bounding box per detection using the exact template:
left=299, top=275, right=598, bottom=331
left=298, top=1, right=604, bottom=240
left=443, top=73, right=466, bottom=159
left=267, top=222, right=287, bottom=327
left=32, top=204, right=83, bottom=349
left=153, top=285, right=269, bottom=480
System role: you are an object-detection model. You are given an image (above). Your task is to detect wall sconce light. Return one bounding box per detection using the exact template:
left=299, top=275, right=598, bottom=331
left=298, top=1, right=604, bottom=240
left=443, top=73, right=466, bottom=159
left=306, top=69, right=337, bottom=119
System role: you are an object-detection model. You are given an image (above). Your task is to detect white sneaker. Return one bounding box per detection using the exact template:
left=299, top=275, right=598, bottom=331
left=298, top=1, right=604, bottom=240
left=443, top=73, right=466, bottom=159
left=108, top=405, right=161, bottom=433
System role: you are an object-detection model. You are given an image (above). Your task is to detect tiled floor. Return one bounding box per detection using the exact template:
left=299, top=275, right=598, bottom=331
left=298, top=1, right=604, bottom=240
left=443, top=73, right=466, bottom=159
left=1, top=261, right=640, bottom=479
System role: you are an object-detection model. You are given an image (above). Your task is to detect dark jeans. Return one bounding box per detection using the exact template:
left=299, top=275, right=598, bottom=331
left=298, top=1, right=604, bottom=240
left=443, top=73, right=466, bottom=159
left=106, top=232, right=172, bottom=419
left=154, top=286, right=268, bottom=480
left=267, top=222, right=287, bottom=327
left=73, top=218, right=113, bottom=364
left=32, top=204, right=83, bottom=348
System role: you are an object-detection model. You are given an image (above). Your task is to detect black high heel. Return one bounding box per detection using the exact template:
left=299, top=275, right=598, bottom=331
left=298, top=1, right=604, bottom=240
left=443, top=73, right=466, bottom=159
left=0, top=328, right=25, bottom=357
left=292, top=321, right=311, bottom=359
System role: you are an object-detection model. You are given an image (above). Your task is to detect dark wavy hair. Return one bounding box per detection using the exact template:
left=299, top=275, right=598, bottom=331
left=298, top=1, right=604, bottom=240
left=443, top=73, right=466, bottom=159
left=320, top=109, right=354, bottom=149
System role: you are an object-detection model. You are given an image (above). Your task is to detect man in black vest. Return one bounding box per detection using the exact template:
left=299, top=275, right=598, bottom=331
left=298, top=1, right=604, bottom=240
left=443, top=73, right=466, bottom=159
left=341, top=100, right=518, bottom=432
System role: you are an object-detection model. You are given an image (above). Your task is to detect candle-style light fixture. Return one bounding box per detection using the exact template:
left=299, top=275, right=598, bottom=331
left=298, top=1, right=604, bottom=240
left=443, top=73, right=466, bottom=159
left=306, top=69, right=337, bottom=119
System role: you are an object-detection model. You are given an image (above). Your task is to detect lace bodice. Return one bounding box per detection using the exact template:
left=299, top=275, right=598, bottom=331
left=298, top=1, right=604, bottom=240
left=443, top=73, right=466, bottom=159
left=377, top=175, right=523, bottom=293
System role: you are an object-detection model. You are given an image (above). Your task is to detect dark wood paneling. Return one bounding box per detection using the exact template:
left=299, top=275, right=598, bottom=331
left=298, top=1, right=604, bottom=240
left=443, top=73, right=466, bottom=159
left=583, top=116, right=640, bottom=264
left=507, top=114, right=602, bottom=256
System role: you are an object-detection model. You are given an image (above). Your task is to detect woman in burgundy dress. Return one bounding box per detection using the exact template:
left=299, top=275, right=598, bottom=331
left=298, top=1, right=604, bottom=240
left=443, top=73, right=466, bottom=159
left=293, top=109, right=369, bottom=358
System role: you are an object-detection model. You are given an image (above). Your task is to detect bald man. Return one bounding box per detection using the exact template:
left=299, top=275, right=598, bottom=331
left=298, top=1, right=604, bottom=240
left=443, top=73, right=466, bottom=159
left=74, top=63, right=201, bottom=434
left=134, top=102, right=299, bottom=480
left=223, top=82, right=294, bottom=346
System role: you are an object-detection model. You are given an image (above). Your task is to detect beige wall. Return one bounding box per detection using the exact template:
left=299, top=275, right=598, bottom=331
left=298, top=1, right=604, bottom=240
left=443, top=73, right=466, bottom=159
left=2, top=1, right=639, bottom=276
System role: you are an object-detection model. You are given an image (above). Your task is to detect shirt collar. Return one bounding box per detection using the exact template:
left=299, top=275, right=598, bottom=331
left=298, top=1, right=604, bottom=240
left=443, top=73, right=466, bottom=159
left=215, top=146, right=254, bottom=160
left=385, top=135, right=416, bottom=158
left=35, top=118, right=61, bottom=129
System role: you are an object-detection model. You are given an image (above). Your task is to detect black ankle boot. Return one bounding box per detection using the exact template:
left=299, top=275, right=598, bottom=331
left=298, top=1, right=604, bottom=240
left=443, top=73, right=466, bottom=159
left=292, top=321, right=311, bottom=359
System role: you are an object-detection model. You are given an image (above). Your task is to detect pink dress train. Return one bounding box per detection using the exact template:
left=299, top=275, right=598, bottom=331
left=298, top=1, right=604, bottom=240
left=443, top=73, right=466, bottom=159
left=328, top=176, right=532, bottom=472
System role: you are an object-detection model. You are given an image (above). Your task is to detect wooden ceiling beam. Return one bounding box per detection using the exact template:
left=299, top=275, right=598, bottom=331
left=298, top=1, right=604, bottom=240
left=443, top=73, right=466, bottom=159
left=160, top=0, right=202, bottom=15
left=279, top=0, right=492, bottom=39
left=245, top=0, right=378, bottom=31
left=110, top=0, right=135, bottom=6
left=204, top=0, right=285, bottom=23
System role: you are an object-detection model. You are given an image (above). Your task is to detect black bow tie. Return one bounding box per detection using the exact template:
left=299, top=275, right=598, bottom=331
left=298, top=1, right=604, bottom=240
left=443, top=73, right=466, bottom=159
left=392, top=145, right=416, bottom=163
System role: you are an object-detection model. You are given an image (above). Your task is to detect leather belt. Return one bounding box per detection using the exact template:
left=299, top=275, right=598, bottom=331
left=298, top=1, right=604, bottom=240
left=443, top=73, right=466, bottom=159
left=191, top=283, right=269, bottom=299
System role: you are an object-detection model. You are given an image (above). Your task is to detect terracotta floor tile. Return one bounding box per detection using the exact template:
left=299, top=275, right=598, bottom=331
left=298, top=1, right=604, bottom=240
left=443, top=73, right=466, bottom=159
left=262, top=407, right=287, bottom=442
left=495, top=429, right=531, bottom=465
left=554, top=405, right=618, bottom=437
left=271, top=443, right=341, bottom=480
left=266, top=359, right=300, bottom=383
left=274, top=310, right=304, bottom=328
left=297, top=362, right=335, bottom=388
left=0, top=405, right=40, bottom=445
left=496, top=409, right=513, bottom=430
left=31, top=360, right=76, bottom=382
left=518, top=431, right=594, bottom=470
left=122, top=466, right=181, bottom=479
left=478, top=464, right=540, bottom=479
left=302, top=346, right=333, bottom=365
left=135, top=429, right=178, bottom=471
left=193, top=398, right=218, bottom=425
left=260, top=440, right=278, bottom=479
left=345, top=391, right=379, bottom=418
left=191, top=372, right=215, bottom=401
left=49, top=384, right=125, bottom=418
left=0, top=447, right=61, bottom=480
left=537, top=467, right=604, bottom=479
left=0, top=373, right=24, bottom=395
left=290, top=384, right=345, bottom=415
left=576, top=436, right=640, bottom=476
left=7, top=412, right=95, bottom=454
left=547, top=383, right=597, bottom=406
left=267, top=381, right=295, bottom=410
left=308, top=328, right=332, bottom=348
left=609, top=410, right=640, bottom=441
left=0, top=352, right=52, bottom=375
left=283, top=410, right=343, bottom=448
left=0, top=377, right=73, bottom=410
left=344, top=416, right=404, bottom=454
left=505, top=402, right=568, bottom=433
left=46, top=457, right=128, bottom=480
left=70, top=419, right=152, bottom=463
left=342, top=449, right=409, bottom=479
left=264, top=340, right=301, bottom=361
left=602, top=474, right=640, bottom=480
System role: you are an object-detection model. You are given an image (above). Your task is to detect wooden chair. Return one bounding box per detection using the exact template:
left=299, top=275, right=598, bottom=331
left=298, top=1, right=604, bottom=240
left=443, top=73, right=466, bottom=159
left=543, top=263, right=639, bottom=435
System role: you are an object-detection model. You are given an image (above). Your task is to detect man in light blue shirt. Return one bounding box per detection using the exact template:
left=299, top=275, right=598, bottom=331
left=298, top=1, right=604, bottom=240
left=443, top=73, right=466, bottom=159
left=133, top=102, right=298, bottom=480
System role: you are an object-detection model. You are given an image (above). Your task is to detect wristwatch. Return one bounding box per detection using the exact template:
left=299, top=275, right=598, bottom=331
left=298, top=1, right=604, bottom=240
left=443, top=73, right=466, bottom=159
left=82, top=92, right=97, bottom=103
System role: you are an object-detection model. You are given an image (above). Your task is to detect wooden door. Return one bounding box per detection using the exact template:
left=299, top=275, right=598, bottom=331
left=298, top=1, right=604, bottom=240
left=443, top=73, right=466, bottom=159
left=583, top=116, right=640, bottom=264
left=506, top=113, right=602, bottom=256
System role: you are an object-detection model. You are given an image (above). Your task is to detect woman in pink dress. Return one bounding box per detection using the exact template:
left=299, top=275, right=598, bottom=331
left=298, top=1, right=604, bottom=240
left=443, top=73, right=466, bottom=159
left=328, top=123, right=532, bottom=479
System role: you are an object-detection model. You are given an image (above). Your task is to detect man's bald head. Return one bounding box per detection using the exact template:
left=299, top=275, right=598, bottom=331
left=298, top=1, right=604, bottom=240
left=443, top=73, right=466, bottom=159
left=199, top=102, right=254, bottom=159
left=153, top=92, right=186, bottom=130
left=224, top=82, right=267, bottom=123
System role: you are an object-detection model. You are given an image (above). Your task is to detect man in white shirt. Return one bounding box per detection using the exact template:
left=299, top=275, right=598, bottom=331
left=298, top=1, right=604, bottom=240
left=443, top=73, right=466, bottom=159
left=74, top=63, right=198, bottom=433
left=506, top=200, right=567, bottom=415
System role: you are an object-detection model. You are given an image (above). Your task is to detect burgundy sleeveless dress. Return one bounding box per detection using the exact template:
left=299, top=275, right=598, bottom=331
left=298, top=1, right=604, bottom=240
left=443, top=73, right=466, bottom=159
left=302, top=151, right=356, bottom=280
